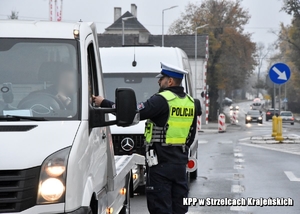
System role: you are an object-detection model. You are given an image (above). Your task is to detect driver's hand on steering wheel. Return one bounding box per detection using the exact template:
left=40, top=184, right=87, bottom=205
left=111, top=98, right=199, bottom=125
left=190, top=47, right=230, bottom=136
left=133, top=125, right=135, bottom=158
left=57, top=93, right=71, bottom=106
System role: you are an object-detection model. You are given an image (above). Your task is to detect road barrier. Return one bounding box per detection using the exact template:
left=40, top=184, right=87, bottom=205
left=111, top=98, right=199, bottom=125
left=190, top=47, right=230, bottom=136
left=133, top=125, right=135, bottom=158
left=218, top=113, right=226, bottom=133
left=197, top=116, right=201, bottom=132
left=272, top=115, right=277, bottom=137
left=231, top=111, right=238, bottom=125
left=275, top=116, right=284, bottom=141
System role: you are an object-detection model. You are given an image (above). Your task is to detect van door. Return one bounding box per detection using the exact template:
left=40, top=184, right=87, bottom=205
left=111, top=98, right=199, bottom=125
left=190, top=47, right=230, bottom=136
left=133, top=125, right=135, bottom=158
left=86, top=36, right=108, bottom=194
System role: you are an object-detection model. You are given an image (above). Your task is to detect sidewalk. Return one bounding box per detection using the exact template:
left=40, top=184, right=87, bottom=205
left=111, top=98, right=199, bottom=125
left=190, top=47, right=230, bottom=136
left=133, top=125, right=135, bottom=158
left=199, top=122, right=218, bottom=133
left=199, top=122, right=239, bottom=133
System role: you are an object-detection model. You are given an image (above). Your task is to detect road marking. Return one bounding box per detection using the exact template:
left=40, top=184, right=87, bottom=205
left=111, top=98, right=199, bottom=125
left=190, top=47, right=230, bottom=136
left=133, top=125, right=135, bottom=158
left=233, top=148, right=241, bottom=152
left=284, top=171, right=300, bottom=182
left=218, top=140, right=233, bottom=144
left=234, top=153, right=244, bottom=157
left=235, top=158, right=245, bottom=163
left=240, top=142, right=300, bottom=156
left=233, top=173, right=244, bottom=180
left=230, top=206, right=247, bottom=211
left=238, top=137, right=250, bottom=142
left=231, top=185, right=245, bottom=193
left=198, top=140, right=208, bottom=144
left=290, top=134, right=300, bottom=138
left=234, top=165, right=244, bottom=170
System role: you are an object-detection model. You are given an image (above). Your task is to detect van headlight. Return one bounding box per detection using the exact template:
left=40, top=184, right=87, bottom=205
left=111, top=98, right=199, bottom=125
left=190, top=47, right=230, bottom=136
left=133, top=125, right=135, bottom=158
left=246, top=116, right=251, bottom=120
left=37, top=147, right=71, bottom=204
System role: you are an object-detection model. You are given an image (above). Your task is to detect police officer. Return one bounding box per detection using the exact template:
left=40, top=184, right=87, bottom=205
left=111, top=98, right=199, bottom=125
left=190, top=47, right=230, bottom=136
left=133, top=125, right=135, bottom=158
left=94, top=62, right=198, bottom=214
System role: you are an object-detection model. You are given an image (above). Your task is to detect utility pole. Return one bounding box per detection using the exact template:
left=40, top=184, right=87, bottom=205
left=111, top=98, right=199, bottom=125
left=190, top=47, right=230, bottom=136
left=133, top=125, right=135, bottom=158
left=162, top=6, right=178, bottom=47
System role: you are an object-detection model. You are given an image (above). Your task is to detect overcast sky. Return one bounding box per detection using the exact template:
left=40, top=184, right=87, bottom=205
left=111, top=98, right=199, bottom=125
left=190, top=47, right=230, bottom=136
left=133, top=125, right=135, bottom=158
left=0, top=0, right=292, bottom=70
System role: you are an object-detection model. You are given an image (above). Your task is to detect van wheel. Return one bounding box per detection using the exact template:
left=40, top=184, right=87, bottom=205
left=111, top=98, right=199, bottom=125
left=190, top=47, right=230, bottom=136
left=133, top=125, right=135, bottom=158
left=119, top=175, right=131, bottom=214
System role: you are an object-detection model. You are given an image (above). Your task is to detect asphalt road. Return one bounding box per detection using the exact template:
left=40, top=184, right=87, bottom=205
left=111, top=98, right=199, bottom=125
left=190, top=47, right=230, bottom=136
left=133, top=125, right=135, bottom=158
left=130, top=101, right=300, bottom=214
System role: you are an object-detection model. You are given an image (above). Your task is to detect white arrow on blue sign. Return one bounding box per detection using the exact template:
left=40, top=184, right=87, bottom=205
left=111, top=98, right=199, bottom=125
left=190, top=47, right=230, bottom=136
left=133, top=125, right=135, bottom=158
left=269, top=63, right=291, bottom=85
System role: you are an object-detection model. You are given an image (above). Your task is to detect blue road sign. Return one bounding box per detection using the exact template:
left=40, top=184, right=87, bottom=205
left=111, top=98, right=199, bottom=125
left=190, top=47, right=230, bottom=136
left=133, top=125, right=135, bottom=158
left=283, top=98, right=288, bottom=103
left=269, top=63, right=291, bottom=85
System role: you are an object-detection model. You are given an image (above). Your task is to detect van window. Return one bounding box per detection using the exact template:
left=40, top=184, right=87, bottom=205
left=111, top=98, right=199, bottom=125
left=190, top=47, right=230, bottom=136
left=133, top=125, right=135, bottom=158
left=87, top=43, right=99, bottom=104
left=0, top=38, right=79, bottom=120
left=103, top=73, right=158, bottom=102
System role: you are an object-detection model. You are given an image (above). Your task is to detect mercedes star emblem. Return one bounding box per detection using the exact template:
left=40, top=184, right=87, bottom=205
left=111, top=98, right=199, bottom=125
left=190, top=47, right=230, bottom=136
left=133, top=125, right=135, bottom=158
left=120, top=137, right=135, bottom=152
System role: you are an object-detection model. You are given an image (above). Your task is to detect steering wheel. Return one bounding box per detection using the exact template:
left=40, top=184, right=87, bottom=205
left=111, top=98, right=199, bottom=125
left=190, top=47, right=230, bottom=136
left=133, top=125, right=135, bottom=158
left=18, top=92, right=66, bottom=116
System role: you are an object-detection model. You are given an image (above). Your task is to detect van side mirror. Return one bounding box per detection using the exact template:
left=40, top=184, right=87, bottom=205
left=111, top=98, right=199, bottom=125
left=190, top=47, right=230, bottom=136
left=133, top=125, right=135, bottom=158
left=115, top=88, right=139, bottom=127
left=89, top=88, right=139, bottom=128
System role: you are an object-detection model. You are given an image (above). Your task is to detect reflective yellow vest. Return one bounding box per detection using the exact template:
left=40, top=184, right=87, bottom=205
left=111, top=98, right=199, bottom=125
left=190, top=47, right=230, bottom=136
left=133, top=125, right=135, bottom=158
left=144, top=90, right=195, bottom=145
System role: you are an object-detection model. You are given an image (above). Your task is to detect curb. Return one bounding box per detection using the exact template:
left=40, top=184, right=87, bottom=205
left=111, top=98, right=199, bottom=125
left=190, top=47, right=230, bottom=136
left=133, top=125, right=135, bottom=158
left=250, top=135, right=300, bottom=144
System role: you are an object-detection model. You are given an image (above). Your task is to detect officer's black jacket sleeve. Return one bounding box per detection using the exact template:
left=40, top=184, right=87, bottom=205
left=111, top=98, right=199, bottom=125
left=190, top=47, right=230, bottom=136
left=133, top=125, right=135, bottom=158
left=100, top=99, right=115, bottom=108
left=100, top=95, right=168, bottom=123
left=186, top=114, right=197, bottom=147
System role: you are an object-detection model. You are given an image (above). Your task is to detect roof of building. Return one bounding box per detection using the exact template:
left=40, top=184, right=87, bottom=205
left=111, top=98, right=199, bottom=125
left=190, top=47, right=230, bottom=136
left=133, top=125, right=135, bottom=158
left=105, top=11, right=150, bottom=33
left=98, top=34, right=208, bottom=58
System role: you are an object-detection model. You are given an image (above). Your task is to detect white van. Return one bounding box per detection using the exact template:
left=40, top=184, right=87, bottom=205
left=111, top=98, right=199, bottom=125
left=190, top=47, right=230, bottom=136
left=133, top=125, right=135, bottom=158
left=0, top=21, right=144, bottom=214
left=100, top=46, right=199, bottom=184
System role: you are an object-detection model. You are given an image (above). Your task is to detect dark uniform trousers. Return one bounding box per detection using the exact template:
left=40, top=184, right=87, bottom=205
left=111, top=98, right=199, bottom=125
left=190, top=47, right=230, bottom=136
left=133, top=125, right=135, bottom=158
left=146, top=163, right=188, bottom=214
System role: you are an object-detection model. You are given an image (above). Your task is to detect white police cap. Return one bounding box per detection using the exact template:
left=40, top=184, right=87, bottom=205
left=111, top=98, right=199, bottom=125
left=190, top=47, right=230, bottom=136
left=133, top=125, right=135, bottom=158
left=156, top=62, right=188, bottom=79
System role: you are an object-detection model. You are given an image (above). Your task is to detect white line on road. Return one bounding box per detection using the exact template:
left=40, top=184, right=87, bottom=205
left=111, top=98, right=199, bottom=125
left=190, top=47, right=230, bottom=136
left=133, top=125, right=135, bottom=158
left=234, top=165, right=244, bottom=170
left=234, top=153, right=244, bottom=157
left=235, top=158, right=245, bottom=163
left=218, top=140, right=233, bottom=144
left=238, top=137, right=250, bottom=142
left=284, top=171, right=300, bottom=182
left=198, top=140, right=208, bottom=144
left=290, top=134, right=300, bottom=138
left=240, top=142, right=300, bottom=156
left=230, top=206, right=247, bottom=212
left=231, top=185, right=245, bottom=193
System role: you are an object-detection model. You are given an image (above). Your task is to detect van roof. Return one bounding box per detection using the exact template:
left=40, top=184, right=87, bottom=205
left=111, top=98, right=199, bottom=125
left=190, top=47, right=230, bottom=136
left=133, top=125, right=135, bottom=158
left=0, top=20, right=88, bottom=39
left=100, top=46, right=189, bottom=73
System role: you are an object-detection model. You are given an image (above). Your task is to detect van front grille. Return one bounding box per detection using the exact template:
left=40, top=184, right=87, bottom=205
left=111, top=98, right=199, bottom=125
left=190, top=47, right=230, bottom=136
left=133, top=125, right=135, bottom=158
left=112, top=134, right=145, bottom=156
left=0, top=167, right=40, bottom=213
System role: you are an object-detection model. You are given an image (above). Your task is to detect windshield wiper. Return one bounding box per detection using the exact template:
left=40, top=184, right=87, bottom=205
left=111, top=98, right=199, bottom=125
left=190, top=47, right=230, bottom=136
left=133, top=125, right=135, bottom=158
left=0, top=115, right=48, bottom=121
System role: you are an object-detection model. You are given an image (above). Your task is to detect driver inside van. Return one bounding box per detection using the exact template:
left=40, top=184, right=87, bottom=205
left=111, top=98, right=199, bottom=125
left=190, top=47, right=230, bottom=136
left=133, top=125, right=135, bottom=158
left=43, top=63, right=76, bottom=109
left=18, top=62, right=76, bottom=111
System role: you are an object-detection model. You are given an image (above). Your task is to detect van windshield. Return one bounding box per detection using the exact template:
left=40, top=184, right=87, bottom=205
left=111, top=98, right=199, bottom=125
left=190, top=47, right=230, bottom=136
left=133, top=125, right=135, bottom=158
left=103, top=73, right=159, bottom=102
left=0, top=39, right=80, bottom=121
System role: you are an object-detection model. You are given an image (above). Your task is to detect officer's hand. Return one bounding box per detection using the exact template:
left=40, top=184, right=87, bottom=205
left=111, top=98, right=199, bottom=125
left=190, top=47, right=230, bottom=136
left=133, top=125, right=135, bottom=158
left=92, top=95, right=104, bottom=107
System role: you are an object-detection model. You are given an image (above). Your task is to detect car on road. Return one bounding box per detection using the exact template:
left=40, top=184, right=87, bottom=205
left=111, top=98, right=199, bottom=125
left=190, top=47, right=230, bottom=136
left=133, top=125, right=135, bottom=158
left=230, top=105, right=239, bottom=111
left=280, top=111, right=294, bottom=125
left=223, top=97, right=232, bottom=106
left=245, top=110, right=263, bottom=124
left=266, top=108, right=279, bottom=121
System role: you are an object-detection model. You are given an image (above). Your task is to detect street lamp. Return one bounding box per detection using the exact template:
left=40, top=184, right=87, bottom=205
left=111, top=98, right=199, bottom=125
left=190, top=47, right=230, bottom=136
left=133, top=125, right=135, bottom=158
left=162, top=5, right=178, bottom=47
left=194, top=24, right=209, bottom=96
left=122, top=16, right=135, bottom=46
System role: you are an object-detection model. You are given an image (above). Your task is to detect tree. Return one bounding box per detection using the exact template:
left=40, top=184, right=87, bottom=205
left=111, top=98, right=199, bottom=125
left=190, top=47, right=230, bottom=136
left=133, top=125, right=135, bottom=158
left=253, top=42, right=272, bottom=97
left=169, top=0, right=256, bottom=120
left=268, top=1, right=300, bottom=112
left=8, top=11, right=19, bottom=20
left=282, top=0, right=300, bottom=17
